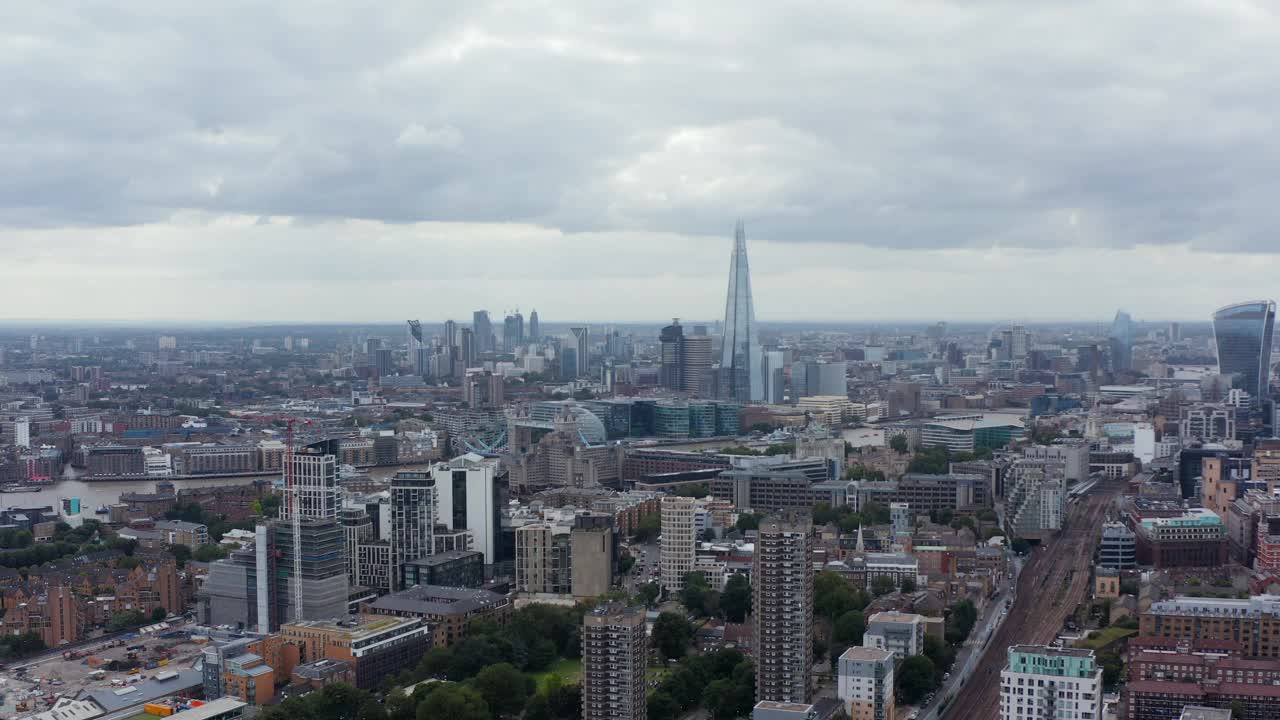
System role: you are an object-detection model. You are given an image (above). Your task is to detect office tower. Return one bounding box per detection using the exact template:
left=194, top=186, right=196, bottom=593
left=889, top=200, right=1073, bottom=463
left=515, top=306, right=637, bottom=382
left=460, top=327, right=476, bottom=369
left=365, top=337, right=383, bottom=355
left=1109, top=309, right=1133, bottom=372
left=659, top=496, right=696, bottom=593
left=372, top=348, right=394, bottom=377
left=682, top=330, right=714, bottom=395
left=464, top=369, right=504, bottom=409
left=414, top=347, right=431, bottom=376
left=1212, top=300, right=1276, bottom=399
left=837, top=646, right=895, bottom=720
left=999, top=646, right=1103, bottom=720
left=340, top=507, right=373, bottom=586
left=529, top=309, right=540, bottom=340
left=389, top=471, right=436, bottom=589
left=570, top=327, right=589, bottom=376
left=582, top=604, right=647, bottom=720
left=443, top=319, right=458, bottom=349
left=431, top=454, right=500, bottom=564
left=1169, top=321, right=1182, bottom=342
left=561, top=347, right=579, bottom=380
left=571, top=514, right=614, bottom=600
left=282, top=451, right=340, bottom=521
left=659, top=320, right=685, bottom=390
left=754, top=512, right=814, bottom=705
left=472, top=310, right=494, bottom=353
left=13, top=417, right=30, bottom=449
left=407, top=320, right=424, bottom=352
left=1010, top=325, right=1029, bottom=359
left=720, top=221, right=763, bottom=402
left=763, top=351, right=786, bottom=405
left=503, top=312, right=524, bottom=352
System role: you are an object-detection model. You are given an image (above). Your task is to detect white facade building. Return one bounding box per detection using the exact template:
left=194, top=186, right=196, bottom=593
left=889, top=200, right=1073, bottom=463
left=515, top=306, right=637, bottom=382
left=999, top=645, right=1103, bottom=720
left=660, top=496, right=697, bottom=593
left=432, top=453, right=500, bottom=564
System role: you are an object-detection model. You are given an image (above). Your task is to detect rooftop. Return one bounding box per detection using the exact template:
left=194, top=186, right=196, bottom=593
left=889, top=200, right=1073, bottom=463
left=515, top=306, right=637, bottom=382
left=76, top=669, right=203, bottom=713
left=838, top=646, right=895, bottom=662
left=170, top=699, right=249, bottom=720
left=1009, top=644, right=1095, bottom=658
left=369, top=584, right=507, bottom=616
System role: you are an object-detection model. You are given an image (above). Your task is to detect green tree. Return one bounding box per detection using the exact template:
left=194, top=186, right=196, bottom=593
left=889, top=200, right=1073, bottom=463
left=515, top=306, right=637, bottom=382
left=923, top=635, right=956, bottom=679
left=815, top=571, right=869, bottom=620
left=471, top=662, right=529, bottom=716
left=900, top=576, right=917, bottom=593
left=168, top=544, right=192, bottom=565
left=1097, top=650, right=1124, bottom=687
left=635, top=582, right=660, bottom=608
left=150, top=607, right=168, bottom=622
left=721, top=574, right=752, bottom=622
left=107, top=609, right=147, bottom=632
left=633, top=513, right=661, bottom=542
left=833, top=610, right=866, bottom=646
left=416, top=683, right=490, bottom=720
left=735, top=513, right=763, bottom=532
left=653, top=612, right=693, bottom=663
left=889, top=434, right=909, bottom=454
left=897, top=655, right=938, bottom=704
left=619, top=551, right=636, bottom=574
left=524, top=693, right=553, bottom=720
left=648, top=692, right=679, bottom=720
left=871, top=575, right=896, bottom=597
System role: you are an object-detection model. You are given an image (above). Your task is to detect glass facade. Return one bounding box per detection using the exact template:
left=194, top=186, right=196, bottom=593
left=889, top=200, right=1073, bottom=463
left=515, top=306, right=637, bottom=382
left=1108, top=309, right=1133, bottom=372
left=720, top=222, right=763, bottom=402
left=1212, top=300, right=1276, bottom=399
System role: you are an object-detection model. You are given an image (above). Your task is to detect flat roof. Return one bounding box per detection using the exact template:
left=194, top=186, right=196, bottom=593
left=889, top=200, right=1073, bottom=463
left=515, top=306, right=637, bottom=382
left=170, top=698, right=249, bottom=720
left=839, top=646, right=895, bottom=662
left=78, top=669, right=204, bottom=713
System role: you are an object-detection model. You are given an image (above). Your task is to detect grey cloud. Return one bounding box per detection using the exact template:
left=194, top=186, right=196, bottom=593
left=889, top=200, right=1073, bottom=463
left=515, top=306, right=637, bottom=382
left=3, top=1, right=1280, bottom=250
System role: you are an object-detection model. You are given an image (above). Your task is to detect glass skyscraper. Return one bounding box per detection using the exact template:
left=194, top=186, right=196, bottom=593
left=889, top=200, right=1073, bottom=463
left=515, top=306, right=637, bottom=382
left=1212, top=300, right=1276, bottom=399
left=1108, top=309, right=1133, bottom=372
left=720, top=221, right=763, bottom=402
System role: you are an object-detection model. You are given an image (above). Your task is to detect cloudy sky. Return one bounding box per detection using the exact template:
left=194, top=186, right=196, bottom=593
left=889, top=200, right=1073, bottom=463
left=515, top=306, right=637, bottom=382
left=4, top=2, right=1280, bottom=324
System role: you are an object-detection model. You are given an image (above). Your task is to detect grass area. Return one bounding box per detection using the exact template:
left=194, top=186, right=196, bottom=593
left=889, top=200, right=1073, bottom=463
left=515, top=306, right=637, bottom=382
left=531, top=657, right=582, bottom=692
left=1075, top=626, right=1137, bottom=650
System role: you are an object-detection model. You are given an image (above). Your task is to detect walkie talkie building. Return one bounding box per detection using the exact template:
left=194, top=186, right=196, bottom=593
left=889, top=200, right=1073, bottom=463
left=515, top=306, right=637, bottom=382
left=1212, top=300, right=1276, bottom=399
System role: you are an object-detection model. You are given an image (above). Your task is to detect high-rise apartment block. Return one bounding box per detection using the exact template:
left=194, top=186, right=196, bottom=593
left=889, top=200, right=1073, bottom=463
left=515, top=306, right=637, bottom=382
left=999, top=645, right=1103, bottom=720
left=837, top=646, right=895, bottom=720
left=660, top=496, right=697, bottom=593
left=389, top=471, right=436, bottom=589
left=582, top=604, right=647, bottom=720
left=754, top=512, right=814, bottom=705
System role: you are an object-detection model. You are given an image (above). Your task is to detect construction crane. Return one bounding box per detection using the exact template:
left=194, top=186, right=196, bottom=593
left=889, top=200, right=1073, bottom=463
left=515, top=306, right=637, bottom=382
left=282, top=417, right=313, bottom=623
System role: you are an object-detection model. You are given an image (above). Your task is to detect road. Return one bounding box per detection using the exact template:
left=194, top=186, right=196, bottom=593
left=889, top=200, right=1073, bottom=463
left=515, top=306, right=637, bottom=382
left=917, top=554, right=1023, bottom=720
left=625, top=541, right=660, bottom=594
left=938, top=477, right=1123, bottom=720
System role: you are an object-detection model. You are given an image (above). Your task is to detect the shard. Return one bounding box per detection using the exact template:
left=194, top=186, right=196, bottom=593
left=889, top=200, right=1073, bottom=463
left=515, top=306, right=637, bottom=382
left=720, top=221, right=763, bottom=402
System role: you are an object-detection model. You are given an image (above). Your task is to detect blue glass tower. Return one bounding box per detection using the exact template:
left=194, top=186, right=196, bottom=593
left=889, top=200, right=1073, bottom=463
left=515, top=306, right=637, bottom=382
left=1212, top=300, right=1276, bottom=399
left=1108, top=310, right=1133, bottom=372
left=720, top=221, right=763, bottom=402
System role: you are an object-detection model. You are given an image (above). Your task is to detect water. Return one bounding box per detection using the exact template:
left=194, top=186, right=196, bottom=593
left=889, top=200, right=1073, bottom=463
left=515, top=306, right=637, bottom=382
left=1, top=464, right=432, bottom=513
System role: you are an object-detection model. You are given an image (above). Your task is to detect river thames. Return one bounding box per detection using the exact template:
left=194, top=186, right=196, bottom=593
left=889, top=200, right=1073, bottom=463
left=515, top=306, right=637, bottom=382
left=2, top=464, right=432, bottom=513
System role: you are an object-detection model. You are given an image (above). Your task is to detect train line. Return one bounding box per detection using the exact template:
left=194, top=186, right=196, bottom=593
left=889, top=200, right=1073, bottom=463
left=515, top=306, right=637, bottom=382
left=942, top=477, right=1123, bottom=719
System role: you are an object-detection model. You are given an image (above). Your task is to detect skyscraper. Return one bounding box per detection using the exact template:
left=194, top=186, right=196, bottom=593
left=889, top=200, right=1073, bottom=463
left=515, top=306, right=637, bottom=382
left=389, top=471, right=435, bottom=590
left=407, top=320, right=423, bottom=352
left=460, top=327, right=476, bottom=369
left=659, top=496, right=696, bottom=593
left=570, top=327, right=589, bottom=376
left=754, top=512, right=813, bottom=705
left=443, top=319, right=458, bottom=349
left=582, top=604, right=647, bottom=720
left=720, top=222, right=763, bottom=402
left=659, top=320, right=685, bottom=391
left=1212, top=300, right=1276, bottom=399
left=472, top=310, right=494, bottom=353
left=529, top=309, right=540, bottom=340
left=1109, top=309, right=1133, bottom=372
left=431, top=454, right=501, bottom=564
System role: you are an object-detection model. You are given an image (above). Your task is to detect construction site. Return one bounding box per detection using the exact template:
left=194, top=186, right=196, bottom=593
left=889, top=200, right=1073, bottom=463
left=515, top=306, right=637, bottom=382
left=0, top=625, right=206, bottom=718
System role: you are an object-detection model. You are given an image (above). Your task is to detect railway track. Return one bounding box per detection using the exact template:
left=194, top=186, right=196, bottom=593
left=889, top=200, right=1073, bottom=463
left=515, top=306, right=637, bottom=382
left=942, top=478, right=1122, bottom=719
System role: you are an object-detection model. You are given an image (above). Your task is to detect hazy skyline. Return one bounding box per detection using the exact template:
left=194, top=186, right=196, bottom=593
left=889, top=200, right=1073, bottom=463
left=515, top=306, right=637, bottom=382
left=5, top=3, right=1280, bottom=322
